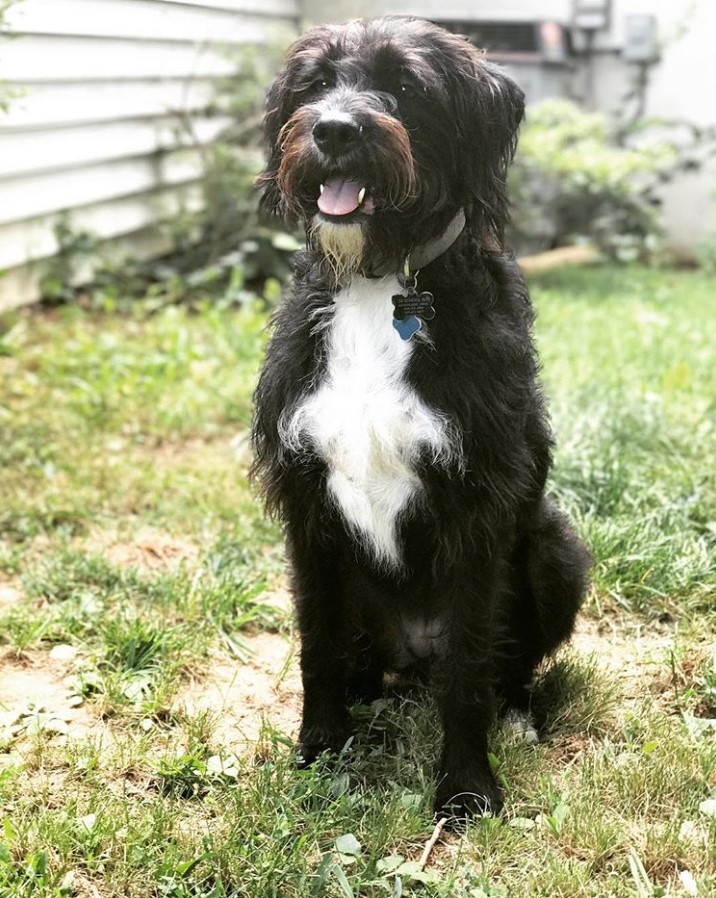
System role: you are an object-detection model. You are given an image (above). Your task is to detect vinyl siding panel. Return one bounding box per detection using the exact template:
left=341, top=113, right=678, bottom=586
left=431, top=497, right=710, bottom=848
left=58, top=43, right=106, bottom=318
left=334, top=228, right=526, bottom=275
left=0, top=117, right=232, bottom=180
left=0, top=185, right=205, bottom=273
left=3, top=79, right=217, bottom=130
left=4, top=0, right=297, bottom=41
left=0, top=36, right=243, bottom=82
left=0, top=0, right=298, bottom=310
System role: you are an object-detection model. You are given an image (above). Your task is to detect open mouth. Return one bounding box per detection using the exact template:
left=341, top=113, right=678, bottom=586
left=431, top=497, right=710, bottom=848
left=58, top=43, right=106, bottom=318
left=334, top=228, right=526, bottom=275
left=316, top=176, right=375, bottom=220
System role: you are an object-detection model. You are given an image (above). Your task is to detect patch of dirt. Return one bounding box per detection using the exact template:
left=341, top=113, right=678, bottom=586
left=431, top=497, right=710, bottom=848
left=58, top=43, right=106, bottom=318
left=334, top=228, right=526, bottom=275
left=83, top=526, right=199, bottom=573
left=177, top=631, right=302, bottom=751
left=520, top=245, right=598, bottom=274
left=0, top=595, right=662, bottom=773
left=572, top=613, right=677, bottom=697
left=0, top=647, right=106, bottom=765
left=0, top=575, right=23, bottom=610
left=59, top=872, right=109, bottom=898
left=132, top=434, right=244, bottom=468
left=261, top=580, right=293, bottom=615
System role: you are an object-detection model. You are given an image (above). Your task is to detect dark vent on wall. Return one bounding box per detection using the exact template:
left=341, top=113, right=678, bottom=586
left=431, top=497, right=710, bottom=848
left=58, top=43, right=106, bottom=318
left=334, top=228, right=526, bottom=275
left=436, top=20, right=572, bottom=63
left=463, top=23, right=539, bottom=53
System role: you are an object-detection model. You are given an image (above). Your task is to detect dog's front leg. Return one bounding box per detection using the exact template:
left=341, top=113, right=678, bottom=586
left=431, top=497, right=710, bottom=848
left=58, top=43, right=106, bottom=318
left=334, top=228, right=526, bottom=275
left=288, top=527, right=351, bottom=766
left=433, top=569, right=503, bottom=821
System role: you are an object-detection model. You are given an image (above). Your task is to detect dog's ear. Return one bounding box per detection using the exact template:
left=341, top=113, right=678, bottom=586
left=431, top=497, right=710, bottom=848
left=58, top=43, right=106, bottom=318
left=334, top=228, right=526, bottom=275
left=256, top=26, right=336, bottom=221
left=255, top=66, right=292, bottom=219
left=451, top=48, right=525, bottom=247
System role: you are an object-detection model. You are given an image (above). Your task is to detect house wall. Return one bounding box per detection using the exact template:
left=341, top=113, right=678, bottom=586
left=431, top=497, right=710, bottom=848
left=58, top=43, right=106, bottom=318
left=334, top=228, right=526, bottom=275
left=0, top=0, right=299, bottom=311
left=301, top=0, right=570, bottom=24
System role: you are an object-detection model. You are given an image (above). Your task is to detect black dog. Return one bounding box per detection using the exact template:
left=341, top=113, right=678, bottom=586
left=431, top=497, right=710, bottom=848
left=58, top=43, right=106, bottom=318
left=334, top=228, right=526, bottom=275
left=252, top=16, right=590, bottom=819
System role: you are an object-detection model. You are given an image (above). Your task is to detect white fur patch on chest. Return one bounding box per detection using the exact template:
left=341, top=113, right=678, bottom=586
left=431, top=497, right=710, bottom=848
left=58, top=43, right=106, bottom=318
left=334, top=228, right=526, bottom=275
left=280, top=274, right=458, bottom=569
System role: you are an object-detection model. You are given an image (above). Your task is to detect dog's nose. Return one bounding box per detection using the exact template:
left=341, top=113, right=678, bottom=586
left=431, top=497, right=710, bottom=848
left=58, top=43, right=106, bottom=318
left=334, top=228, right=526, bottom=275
left=312, top=115, right=361, bottom=158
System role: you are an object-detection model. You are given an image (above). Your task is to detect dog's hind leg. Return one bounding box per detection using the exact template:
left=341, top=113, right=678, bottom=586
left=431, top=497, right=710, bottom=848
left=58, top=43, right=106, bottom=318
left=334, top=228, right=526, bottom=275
left=524, top=496, right=591, bottom=656
left=497, top=497, right=591, bottom=717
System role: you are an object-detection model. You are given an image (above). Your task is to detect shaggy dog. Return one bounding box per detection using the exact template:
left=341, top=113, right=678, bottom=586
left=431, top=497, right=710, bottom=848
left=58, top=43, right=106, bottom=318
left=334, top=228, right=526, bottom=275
left=252, top=16, right=590, bottom=820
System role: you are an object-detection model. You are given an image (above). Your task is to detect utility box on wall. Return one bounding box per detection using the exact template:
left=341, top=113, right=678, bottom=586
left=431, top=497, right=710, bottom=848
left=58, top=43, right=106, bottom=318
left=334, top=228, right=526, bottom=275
left=622, top=14, right=659, bottom=64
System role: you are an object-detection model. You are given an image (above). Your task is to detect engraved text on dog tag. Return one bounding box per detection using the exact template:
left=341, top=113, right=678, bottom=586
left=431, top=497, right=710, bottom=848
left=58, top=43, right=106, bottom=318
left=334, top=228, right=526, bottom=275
left=392, top=291, right=435, bottom=321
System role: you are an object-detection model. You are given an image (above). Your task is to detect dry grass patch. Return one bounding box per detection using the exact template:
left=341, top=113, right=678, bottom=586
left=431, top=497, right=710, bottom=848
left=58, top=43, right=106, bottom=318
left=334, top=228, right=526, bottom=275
left=0, top=577, right=23, bottom=611
left=176, top=633, right=302, bottom=751
left=82, top=526, right=200, bottom=574
left=573, top=613, right=678, bottom=700
left=0, top=647, right=104, bottom=765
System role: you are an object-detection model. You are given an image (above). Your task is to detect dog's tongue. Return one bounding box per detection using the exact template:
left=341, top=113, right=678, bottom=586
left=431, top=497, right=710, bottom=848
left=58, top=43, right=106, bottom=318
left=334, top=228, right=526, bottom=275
left=317, top=177, right=364, bottom=216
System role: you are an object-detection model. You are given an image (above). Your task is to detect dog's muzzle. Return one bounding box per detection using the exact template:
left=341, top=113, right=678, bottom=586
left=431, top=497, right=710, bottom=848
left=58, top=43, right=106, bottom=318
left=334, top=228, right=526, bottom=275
left=277, top=92, right=416, bottom=225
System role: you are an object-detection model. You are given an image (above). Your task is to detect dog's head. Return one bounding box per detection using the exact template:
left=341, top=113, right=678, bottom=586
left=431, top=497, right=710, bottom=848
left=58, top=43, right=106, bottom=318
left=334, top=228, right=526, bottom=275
left=257, top=17, right=524, bottom=276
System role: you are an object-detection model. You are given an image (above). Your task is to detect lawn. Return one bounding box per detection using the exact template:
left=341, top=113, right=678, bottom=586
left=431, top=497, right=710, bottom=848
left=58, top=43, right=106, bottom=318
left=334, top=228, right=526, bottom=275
left=0, top=265, right=714, bottom=897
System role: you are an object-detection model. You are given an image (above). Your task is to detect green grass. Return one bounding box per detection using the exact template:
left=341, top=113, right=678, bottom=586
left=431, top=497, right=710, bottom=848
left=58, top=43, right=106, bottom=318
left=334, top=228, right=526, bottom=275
left=534, top=266, right=715, bottom=617
left=0, top=265, right=715, bottom=897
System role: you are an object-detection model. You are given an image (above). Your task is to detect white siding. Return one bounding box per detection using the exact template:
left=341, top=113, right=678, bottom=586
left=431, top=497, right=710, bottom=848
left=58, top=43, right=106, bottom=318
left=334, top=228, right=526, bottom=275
left=0, top=0, right=298, bottom=310
left=301, top=0, right=570, bottom=26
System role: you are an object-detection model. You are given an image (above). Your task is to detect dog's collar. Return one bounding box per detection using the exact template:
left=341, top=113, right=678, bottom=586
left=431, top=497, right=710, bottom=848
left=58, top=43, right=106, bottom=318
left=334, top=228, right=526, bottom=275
left=405, top=208, right=466, bottom=273
left=361, top=208, right=467, bottom=280
left=388, top=210, right=466, bottom=341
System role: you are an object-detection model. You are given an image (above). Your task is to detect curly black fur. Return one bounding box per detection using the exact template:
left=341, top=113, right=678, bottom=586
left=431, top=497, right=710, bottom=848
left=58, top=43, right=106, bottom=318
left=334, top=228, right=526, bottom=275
left=252, top=16, right=590, bottom=821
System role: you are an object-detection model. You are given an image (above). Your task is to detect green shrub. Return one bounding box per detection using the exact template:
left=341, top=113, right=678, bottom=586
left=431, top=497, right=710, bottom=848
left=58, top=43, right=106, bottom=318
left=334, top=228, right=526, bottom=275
left=166, top=43, right=296, bottom=280
left=696, top=208, right=716, bottom=272
left=697, top=240, right=716, bottom=272
left=509, top=99, right=683, bottom=260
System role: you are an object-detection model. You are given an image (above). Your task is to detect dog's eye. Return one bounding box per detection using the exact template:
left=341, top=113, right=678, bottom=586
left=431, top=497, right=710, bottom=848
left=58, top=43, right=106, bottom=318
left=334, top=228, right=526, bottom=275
left=399, top=81, right=419, bottom=98
left=306, top=76, right=332, bottom=94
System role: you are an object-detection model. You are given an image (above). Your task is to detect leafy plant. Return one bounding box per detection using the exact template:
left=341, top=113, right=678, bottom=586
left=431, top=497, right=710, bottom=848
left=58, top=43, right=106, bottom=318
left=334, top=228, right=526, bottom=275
left=509, top=99, right=714, bottom=260
left=38, top=214, right=103, bottom=304
left=696, top=208, right=716, bottom=272
left=151, top=40, right=300, bottom=297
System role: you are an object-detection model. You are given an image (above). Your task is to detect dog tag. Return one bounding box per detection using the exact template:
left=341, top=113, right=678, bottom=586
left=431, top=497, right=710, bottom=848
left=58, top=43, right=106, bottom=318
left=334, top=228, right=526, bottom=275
left=392, top=268, right=435, bottom=341
left=392, top=290, right=435, bottom=322
left=392, top=314, right=423, bottom=340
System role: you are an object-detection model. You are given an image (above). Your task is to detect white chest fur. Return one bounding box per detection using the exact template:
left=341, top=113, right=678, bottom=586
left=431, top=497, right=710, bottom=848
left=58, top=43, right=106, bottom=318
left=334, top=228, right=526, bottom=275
left=279, top=275, right=458, bottom=569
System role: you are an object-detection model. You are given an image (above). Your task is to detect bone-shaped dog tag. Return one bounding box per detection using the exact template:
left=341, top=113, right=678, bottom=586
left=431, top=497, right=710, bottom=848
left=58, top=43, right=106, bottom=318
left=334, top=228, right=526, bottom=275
left=392, top=290, right=435, bottom=322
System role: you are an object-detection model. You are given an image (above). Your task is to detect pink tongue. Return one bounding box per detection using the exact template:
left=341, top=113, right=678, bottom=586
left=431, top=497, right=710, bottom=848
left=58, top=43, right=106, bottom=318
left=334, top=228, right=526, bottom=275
left=317, top=177, right=364, bottom=216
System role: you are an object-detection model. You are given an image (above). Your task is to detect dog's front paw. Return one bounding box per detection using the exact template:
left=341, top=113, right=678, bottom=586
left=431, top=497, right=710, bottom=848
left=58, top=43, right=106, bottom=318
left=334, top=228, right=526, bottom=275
left=296, top=726, right=350, bottom=768
left=434, top=772, right=504, bottom=825
left=296, top=741, right=334, bottom=768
